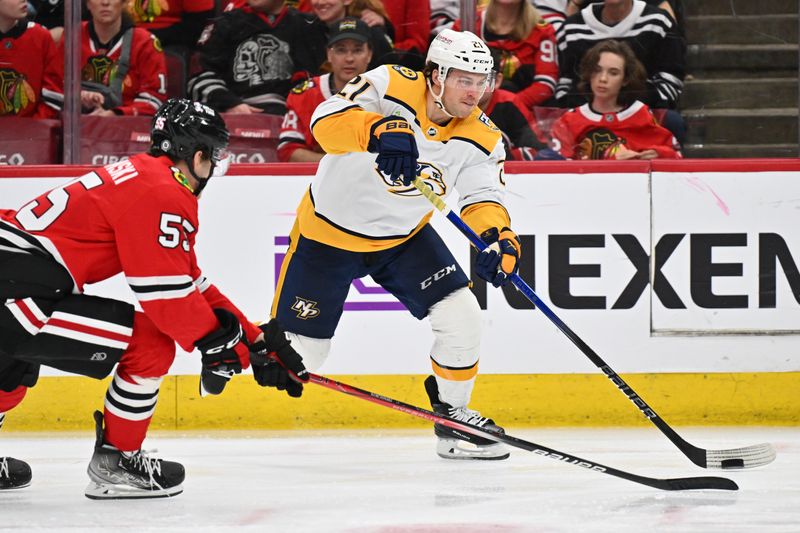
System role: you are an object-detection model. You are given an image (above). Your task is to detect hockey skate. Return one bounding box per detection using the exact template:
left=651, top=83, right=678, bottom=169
left=85, top=411, right=184, bottom=500
left=0, top=456, right=32, bottom=489
left=424, top=375, right=510, bottom=460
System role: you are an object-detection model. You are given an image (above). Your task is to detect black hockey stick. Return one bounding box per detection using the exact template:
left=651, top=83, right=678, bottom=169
left=306, top=372, right=738, bottom=491
left=411, top=176, right=775, bottom=470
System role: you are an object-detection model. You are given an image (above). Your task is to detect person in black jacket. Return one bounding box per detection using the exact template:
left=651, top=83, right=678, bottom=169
left=188, top=0, right=326, bottom=115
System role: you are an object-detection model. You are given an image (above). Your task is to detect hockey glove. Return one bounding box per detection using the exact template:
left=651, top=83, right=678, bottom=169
left=249, top=319, right=308, bottom=398
left=367, top=116, right=419, bottom=186
left=475, top=227, right=521, bottom=288
left=196, top=308, right=250, bottom=396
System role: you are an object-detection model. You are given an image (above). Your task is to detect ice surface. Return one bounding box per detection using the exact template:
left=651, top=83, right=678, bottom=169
left=1, top=427, right=798, bottom=532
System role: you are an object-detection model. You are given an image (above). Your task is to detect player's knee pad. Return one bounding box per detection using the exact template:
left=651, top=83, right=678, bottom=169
left=428, top=287, right=482, bottom=408
left=284, top=332, right=331, bottom=372
left=428, top=287, right=482, bottom=369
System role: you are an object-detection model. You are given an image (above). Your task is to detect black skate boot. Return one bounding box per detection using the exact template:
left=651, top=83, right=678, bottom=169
left=0, top=456, right=32, bottom=489
left=85, top=410, right=185, bottom=499
left=424, top=375, right=510, bottom=460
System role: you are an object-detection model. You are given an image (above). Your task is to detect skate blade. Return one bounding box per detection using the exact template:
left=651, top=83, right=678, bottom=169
left=436, top=438, right=510, bottom=461
left=84, top=481, right=183, bottom=500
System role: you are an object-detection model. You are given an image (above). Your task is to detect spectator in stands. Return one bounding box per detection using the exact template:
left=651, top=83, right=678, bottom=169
left=347, top=0, right=393, bottom=40
left=555, top=0, right=685, bottom=110
left=70, top=0, right=167, bottom=116
left=309, top=0, right=392, bottom=69
left=479, top=48, right=547, bottom=161
left=534, top=0, right=568, bottom=33
left=381, top=0, right=429, bottom=70
left=429, top=0, right=457, bottom=39
left=128, top=0, right=214, bottom=50
left=566, top=0, right=683, bottom=32
left=454, top=0, right=559, bottom=117
left=548, top=39, right=681, bottom=159
left=189, top=0, right=326, bottom=115
left=28, top=0, right=90, bottom=42
left=278, top=16, right=372, bottom=162
left=0, top=0, right=62, bottom=117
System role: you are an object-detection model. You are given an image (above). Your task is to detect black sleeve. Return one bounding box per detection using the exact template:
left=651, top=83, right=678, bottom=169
left=187, top=14, right=243, bottom=111
left=152, top=10, right=214, bottom=49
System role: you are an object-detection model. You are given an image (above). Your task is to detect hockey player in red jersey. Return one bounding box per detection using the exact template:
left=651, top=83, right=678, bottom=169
left=0, top=99, right=307, bottom=497
left=549, top=39, right=681, bottom=160
left=0, top=0, right=62, bottom=117
left=278, top=17, right=373, bottom=162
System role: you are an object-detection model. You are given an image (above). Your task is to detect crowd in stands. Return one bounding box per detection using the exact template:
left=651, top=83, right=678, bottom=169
left=0, top=0, right=685, bottom=163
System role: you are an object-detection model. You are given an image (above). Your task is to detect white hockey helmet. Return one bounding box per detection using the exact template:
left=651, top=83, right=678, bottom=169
left=425, top=29, right=495, bottom=118
left=426, top=29, right=494, bottom=78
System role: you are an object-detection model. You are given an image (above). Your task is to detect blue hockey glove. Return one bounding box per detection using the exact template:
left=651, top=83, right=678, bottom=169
left=367, top=116, right=419, bottom=186
left=475, top=227, right=521, bottom=287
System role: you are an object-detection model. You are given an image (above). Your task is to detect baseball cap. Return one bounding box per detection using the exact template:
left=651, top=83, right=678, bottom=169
left=327, top=17, right=371, bottom=47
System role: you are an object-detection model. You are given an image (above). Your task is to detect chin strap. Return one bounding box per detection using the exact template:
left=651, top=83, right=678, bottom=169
left=186, top=157, right=210, bottom=196
left=426, top=74, right=456, bottom=119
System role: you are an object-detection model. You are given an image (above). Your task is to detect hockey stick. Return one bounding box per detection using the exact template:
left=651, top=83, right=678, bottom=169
left=306, top=372, right=738, bottom=491
left=411, top=176, right=775, bottom=470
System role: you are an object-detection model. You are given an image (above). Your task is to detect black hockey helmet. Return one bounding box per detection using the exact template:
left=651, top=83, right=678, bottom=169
left=150, top=98, right=230, bottom=190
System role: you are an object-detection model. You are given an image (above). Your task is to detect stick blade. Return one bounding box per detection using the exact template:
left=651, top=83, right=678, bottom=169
left=706, top=443, right=776, bottom=470
left=661, top=476, right=739, bottom=491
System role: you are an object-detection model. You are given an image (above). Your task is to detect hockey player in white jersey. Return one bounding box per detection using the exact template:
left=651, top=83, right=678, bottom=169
left=271, top=29, right=522, bottom=460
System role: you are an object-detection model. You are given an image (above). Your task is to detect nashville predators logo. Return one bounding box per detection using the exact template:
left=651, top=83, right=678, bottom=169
left=129, top=0, right=168, bottom=24
left=291, top=297, right=320, bottom=319
left=0, top=69, right=36, bottom=115
left=378, top=161, right=446, bottom=198
left=391, top=65, right=418, bottom=80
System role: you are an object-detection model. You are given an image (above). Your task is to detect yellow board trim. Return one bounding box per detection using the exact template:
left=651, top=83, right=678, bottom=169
left=4, top=372, right=798, bottom=431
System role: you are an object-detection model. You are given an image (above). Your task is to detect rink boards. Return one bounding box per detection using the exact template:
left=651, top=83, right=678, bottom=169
left=1, top=160, right=798, bottom=429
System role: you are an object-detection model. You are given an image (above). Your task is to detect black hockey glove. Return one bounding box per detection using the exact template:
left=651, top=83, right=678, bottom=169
left=0, top=359, right=40, bottom=392
left=249, top=319, right=308, bottom=398
left=475, top=227, right=521, bottom=287
left=367, top=116, right=419, bottom=186
left=195, top=308, right=249, bottom=396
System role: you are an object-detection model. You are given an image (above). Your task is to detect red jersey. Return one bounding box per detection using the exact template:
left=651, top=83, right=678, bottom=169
left=385, top=0, right=430, bottom=53
left=550, top=101, right=682, bottom=160
left=277, top=74, right=333, bottom=162
left=456, top=10, right=558, bottom=110
left=129, top=0, right=215, bottom=28
left=66, top=21, right=167, bottom=116
left=0, top=154, right=261, bottom=353
left=0, top=20, right=62, bottom=118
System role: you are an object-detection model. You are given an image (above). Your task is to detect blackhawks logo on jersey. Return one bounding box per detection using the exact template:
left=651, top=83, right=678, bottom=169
left=83, top=55, right=130, bottom=88
left=129, top=0, right=169, bottom=24
left=577, top=128, right=622, bottom=160
left=0, top=69, right=36, bottom=115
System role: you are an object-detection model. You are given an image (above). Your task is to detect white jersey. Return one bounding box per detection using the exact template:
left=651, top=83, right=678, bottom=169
left=304, top=64, right=508, bottom=252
